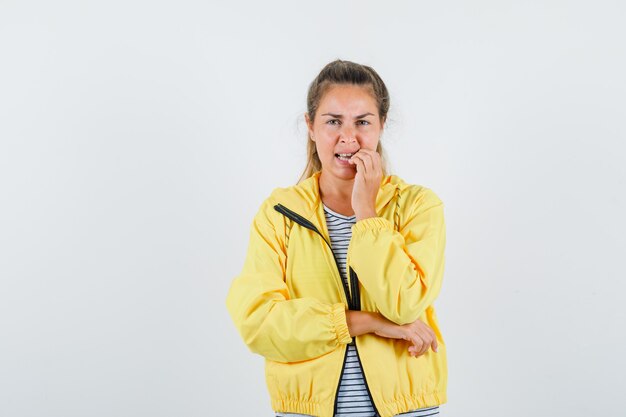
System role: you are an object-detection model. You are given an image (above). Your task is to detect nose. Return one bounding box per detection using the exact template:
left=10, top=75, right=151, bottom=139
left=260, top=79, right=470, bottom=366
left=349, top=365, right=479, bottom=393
left=339, top=124, right=357, bottom=144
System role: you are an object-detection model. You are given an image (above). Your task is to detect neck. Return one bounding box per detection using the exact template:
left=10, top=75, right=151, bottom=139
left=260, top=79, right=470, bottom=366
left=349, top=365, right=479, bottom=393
left=318, top=171, right=354, bottom=202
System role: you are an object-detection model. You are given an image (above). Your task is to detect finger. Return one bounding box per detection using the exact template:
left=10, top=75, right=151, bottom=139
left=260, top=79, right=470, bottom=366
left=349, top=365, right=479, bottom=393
left=348, top=152, right=362, bottom=167
left=426, top=328, right=438, bottom=352
left=409, top=333, right=424, bottom=356
left=350, top=156, right=366, bottom=175
left=402, top=331, right=415, bottom=356
left=349, top=153, right=368, bottom=175
left=353, top=148, right=377, bottom=156
left=421, top=325, right=438, bottom=353
left=413, top=319, right=434, bottom=340
left=416, top=338, right=429, bottom=356
left=414, top=329, right=431, bottom=356
left=354, top=151, right=374, bottom=175
left=355, top=149, right=381, bottom=173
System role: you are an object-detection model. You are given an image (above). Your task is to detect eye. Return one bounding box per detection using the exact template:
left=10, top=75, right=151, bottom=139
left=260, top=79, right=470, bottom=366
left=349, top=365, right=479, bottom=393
left=326, top=119, right=340, bottom=125
left=357, top=120, right=370, bottom=125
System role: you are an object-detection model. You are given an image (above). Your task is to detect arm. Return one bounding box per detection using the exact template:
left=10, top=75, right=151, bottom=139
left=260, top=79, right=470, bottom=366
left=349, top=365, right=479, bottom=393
left=225, top=198, right=352, bottom=363
left=347, top=187, right=446, bottom=325
left=349, top=310, right=439, bottom=355
left=345, top=310, right=381, bottom=337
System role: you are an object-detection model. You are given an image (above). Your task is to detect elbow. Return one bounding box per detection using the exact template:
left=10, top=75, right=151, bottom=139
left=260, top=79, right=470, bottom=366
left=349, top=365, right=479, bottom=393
left=386, top=274, right=441, bottom=325
left=239, top=318, right=308, bottom=363
left=380, top=297, right=428, bottom=325
left=245, top=334, right=310, bottom=364
left=237, top=323, right=291, bottom=363
left=384, top=308, right=421, bottom=326
left=247, top=341, right=291, bottom=363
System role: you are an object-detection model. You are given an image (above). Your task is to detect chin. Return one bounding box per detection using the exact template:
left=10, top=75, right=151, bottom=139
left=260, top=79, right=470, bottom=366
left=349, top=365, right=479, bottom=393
left=333, top=168, right=356, bottom=180
left=321, top=160, right=357, bottom=179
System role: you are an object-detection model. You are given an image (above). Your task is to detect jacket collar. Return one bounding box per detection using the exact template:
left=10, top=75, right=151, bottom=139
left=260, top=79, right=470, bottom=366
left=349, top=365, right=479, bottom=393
left=273, top=170, right=404, bottom=225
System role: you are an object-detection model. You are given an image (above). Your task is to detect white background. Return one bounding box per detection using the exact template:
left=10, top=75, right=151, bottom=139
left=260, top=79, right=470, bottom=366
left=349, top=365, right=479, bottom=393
left=1, top=1, right=625, bottom=416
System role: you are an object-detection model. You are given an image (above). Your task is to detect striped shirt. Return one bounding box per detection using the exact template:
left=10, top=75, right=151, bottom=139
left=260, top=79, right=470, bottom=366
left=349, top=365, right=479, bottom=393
left=275, top=204, right=440, bottom=417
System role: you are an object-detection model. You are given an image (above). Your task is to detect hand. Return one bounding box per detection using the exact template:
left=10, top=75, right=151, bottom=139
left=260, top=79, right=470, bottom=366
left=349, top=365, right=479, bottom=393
left=372, top=315, right=438, bottom=357
left=348, top=149, right=383, bottom=221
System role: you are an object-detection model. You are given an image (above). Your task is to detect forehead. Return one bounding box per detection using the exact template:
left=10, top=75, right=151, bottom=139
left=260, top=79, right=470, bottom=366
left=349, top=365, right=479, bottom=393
left=318, top=84, right=378, bottom=114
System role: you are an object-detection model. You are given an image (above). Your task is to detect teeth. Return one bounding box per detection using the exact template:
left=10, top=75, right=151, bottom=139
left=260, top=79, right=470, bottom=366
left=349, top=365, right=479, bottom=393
left=337, top=153, right=353, bottom=157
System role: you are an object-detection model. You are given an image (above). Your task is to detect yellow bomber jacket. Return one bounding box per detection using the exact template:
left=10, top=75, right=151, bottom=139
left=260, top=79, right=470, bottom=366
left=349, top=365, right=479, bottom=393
left=225, top=170, right=447, bottom=417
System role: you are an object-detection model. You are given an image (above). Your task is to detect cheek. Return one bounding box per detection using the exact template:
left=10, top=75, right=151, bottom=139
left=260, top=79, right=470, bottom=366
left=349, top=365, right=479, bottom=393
left=313, top=139, right=334, bottom=157
left=367, top=128, right=382, bottom=142
left=318, top=124, right=337, bottom=135
left=361, top=136, right=380, bottom=150
left=320, top=144, right=336, bottom=158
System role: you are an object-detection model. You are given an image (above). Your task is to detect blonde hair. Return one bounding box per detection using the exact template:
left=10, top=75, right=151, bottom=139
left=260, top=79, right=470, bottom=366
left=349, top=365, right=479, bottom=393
left=297, top=59, right=390, bottom=184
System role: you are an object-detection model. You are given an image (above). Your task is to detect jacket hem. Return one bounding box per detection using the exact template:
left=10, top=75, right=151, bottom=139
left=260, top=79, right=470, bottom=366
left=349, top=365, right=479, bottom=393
left=377, top=390, right=447, bottom=417
left=270, top=390, right=446, bottom=417
left=271, top=398, right=320, bottom=417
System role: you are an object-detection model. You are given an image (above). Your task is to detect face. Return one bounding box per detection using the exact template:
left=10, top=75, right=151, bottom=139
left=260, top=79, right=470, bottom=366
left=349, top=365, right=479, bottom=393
left=306, top=84, right=383, bottom=181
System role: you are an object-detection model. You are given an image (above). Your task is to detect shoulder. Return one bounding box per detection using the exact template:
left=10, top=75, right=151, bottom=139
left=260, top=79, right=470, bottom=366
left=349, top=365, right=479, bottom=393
left=262, top=175, right=319, bottom=217
left=252, top=182, right=304, bottom=227
left=253, top=189, right=283, bottom=224
left=390, top=174, right=444, bottom=212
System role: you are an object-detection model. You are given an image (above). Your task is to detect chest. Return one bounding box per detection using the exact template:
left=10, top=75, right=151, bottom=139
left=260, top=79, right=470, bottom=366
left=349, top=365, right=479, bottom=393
left=284, top=221, right=351, bottom=306
left=320, top=197, right=354, bottom=217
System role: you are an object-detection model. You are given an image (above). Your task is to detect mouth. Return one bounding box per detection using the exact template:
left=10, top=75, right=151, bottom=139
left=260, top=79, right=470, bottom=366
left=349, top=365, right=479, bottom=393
left=335, top=150, right=359, bottom=161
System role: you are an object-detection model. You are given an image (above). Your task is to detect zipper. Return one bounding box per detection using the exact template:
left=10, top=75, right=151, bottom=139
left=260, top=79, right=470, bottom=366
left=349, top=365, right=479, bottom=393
left=348, top=267, right=380, bottom=417
left=273, top=203, right=381, bottom=417
left=352, top=338, right=380, bottom=417
left=349, top=267, right=361, bottom=310
left=273, top=203, right=353, bottom=309
left=333, top=344, right=349, bottom=417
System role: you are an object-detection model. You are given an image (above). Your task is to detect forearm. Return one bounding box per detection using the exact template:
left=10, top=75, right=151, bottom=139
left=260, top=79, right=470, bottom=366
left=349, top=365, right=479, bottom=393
left=345, top=310, right=382, bottom=337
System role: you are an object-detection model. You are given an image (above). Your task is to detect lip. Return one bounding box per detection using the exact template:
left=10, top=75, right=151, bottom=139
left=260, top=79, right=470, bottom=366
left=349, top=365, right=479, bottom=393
left=335, top=153, right=356, bottom=168
left=334, top=149, right=360, bottom=155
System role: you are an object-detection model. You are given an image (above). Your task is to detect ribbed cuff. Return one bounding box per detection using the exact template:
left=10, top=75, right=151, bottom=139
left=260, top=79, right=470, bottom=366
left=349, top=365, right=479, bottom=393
left=330, top=303, right=352, bottom=345
left=351, top=216, right=394, bottom=235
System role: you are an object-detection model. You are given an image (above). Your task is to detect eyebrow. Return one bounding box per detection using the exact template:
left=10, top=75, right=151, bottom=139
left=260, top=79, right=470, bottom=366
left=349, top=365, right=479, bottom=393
left=320, top=112, right=375, bottom=119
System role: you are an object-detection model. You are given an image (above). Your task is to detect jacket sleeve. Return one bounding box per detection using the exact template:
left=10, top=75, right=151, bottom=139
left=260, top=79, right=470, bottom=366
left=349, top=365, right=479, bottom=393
left=225, top=197, right=353, bottom=363
left=347, top=186, right=446, bottom=325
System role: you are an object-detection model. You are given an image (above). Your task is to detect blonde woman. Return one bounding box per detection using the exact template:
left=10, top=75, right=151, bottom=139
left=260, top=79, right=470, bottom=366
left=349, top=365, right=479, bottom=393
left=226, top=59, right=447, bottom=417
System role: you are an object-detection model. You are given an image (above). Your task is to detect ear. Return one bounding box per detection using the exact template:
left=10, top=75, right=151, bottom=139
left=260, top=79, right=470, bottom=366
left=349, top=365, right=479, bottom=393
left=305, top=113, right=315, bottom=141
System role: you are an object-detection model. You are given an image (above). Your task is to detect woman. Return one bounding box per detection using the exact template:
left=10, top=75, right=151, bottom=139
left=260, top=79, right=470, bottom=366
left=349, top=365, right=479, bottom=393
left=226, top=59, right=447, bottom=417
